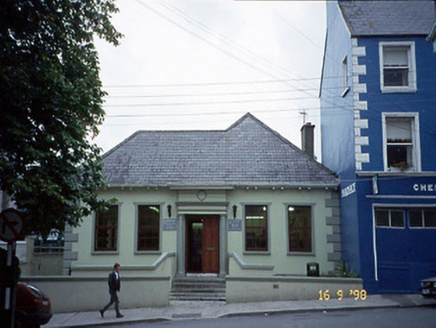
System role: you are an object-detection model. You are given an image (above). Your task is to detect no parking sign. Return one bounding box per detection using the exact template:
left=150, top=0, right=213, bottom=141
left=0, top=208, right=24, bottom=242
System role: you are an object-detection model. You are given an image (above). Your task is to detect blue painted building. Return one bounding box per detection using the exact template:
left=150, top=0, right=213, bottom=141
left=320, top=0, right=436, bottom=294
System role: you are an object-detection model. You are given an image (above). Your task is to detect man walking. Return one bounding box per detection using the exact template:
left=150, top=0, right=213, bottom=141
left=100, top=263, right=124, bottom=318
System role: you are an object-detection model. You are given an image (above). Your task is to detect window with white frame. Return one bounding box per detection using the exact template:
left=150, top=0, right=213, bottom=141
left=383, top=115, right=420, bottom=172
left=409, top=209, right=436, bottom=228
left=375, top=209, right=405, bottom=228
left=379, top=42, right=416, bottom=92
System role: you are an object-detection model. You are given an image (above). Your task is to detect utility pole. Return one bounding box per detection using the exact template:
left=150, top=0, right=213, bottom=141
left=0, top=209, right=24, bottom=328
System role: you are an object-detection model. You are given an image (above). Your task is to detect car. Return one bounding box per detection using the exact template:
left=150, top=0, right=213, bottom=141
left=420, top=277, right=436, bottom=298
left=15, top=282, right=52, bottom=328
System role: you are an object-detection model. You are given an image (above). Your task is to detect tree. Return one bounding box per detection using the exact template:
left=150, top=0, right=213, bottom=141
left=0, top=1, right=122, bottom=235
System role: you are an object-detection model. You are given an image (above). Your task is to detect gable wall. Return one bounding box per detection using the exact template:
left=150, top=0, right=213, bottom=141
left=72, top=188, right=178, bottom=275
left=227, top=188, right=338, bottom=276
left=321, top=1, right=356, bottom=175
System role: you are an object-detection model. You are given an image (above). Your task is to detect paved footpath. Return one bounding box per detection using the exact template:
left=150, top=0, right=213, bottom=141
left=46, top=295, right=436, bottom=328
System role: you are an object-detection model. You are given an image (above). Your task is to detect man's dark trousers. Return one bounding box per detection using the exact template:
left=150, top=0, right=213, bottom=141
left=101, top=269, right=121, bottom=317
left=102, top=288, right=120, bottom=315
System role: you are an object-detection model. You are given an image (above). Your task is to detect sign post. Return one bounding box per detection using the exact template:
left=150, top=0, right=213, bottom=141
left=0, top=209, right=24, bottom=328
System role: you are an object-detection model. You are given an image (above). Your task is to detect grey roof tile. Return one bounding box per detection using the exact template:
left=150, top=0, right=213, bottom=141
left=339, top=0, right=435, bottom=36
left=102, top=113, right=339, bottom=188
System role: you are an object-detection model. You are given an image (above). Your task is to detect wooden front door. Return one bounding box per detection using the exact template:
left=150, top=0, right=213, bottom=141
left=202, top=217, right=219, bottom=273
left=186, top=215, right=219, bottom=274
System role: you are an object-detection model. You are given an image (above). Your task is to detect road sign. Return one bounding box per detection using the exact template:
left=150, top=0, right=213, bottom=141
left=0, top=209, right=24, bottom=242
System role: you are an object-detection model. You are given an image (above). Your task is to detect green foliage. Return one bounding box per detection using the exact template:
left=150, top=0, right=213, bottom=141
left=0, top=0, right=122, bottom=235
left=335, top=260, right=360, bottom=278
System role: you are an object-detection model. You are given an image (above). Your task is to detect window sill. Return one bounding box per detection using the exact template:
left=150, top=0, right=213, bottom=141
left=33, top=252, right=64, bottom=256
left=287, top=252, right=315, bottom=256
left=385, top=167, right=417, bottom=173
left=92, top=251, right=119, bottom=255
left=381, top=87, right=417, bottom=94
left=243, top=251, right=271, bottom=256
left=134, top=250, right=161, bottom=255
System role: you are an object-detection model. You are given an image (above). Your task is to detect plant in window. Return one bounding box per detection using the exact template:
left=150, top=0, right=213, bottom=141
left=391, top=161, right=412, bottom=171
left=385, top=117, right=415, bottom=172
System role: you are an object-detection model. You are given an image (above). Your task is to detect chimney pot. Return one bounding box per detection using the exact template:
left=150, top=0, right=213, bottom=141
left=301, top=122, right=315, bottom=158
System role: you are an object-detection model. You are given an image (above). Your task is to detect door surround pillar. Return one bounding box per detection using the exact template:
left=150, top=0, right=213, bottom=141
left=176, top=214, right=186, bottom=277
left=176, top=202, right=228, bottom=277
left=219, top=214, right=227, bottom=277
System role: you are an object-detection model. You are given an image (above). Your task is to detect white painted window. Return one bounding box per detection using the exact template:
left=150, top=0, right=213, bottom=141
left=409, top=209, right=436, bottom=228
left=375, top=209, right=405, bottom=228
left=379, top=42, right=416, bottom=93
left=382, top=113, right=420, bottom=172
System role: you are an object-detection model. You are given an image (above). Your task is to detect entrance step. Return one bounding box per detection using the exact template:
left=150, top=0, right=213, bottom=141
left=170, top=277, right=226, bottom=301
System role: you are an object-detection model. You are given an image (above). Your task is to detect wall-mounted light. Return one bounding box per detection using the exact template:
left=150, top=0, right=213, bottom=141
left=233, top=205, right=237, bottom=219
left=167, top=205, right=172, bottom=218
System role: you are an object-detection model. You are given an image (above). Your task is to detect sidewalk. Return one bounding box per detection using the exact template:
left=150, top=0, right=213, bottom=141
left=46, top=295, right=436, bottom=328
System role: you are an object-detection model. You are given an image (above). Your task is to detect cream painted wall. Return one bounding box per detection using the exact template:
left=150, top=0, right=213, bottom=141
left=22, top=276, right=170, bottom=312
left=226, top=276, right=363, bottom=303
left=226, top=188, right=335, bottom=276
left=72, top=188, right=178, bottom=273
left=72, top=187, right=336, bottom=277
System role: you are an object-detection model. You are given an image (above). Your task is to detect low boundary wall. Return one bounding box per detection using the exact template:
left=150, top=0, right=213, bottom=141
left=226, top=276, right=363, bottom=303
left=21, top=276, right=170, bottom=313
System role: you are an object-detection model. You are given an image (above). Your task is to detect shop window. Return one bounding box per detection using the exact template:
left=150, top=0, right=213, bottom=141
left=137, top=205, right=160, bottom=251
left=94, top=205, right=118, bottom=251
left=245, top=205, right=268, bottom=252
left=288, top=205, right=312, bottom=253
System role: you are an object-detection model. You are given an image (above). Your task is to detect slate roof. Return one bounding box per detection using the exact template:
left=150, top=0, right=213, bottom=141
left=102, top=113, right=339, bottom=188
left=339, top=0, right=435, bottom=36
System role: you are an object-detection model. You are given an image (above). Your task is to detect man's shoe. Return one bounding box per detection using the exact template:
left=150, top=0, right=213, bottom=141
left=99, top=310, right=104, bottom=318
left=117, top=314, right=124, bottom=318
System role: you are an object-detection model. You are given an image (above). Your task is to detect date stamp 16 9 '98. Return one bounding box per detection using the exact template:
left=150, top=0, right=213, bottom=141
left=318, top=289, right=367, bottom=301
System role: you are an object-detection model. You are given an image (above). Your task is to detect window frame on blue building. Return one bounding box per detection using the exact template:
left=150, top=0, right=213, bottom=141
left=409, top=209, right=436, bottom=228
left=375, top=208, right=405, bottom=228
left=382, top=113, right=421, bottom=172
left=379, top=41, right=417, bottom=93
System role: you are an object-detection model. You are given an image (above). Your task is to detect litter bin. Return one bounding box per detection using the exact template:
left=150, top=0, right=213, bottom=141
left=306, top=262, right=319, bottom=277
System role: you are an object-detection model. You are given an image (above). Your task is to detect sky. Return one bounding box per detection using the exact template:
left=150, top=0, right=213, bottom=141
left=94, top=0, right=327, bottom=158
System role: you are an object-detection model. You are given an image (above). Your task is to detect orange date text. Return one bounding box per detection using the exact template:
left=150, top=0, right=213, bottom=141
left=317, top=289, right=367, bottom=301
